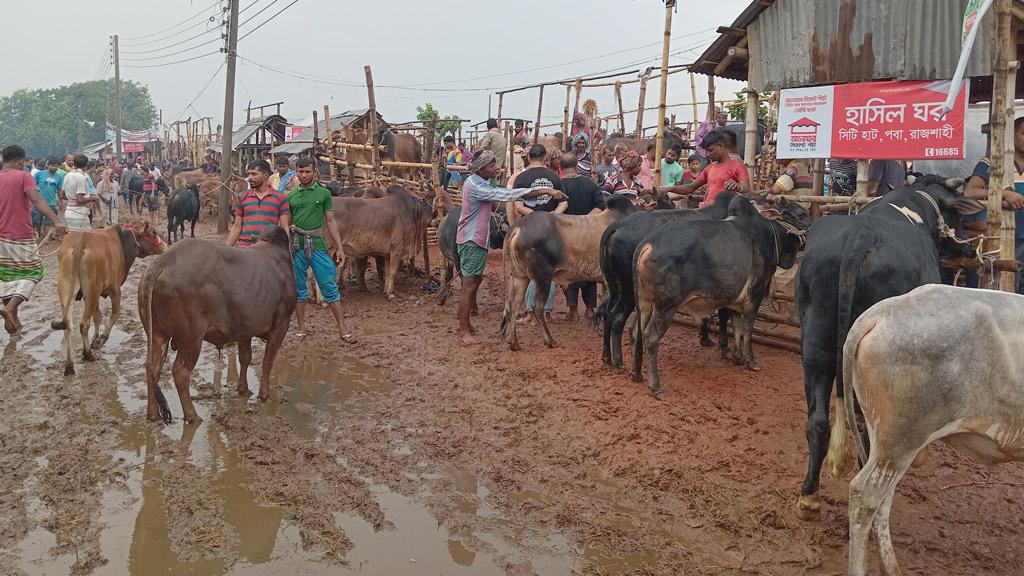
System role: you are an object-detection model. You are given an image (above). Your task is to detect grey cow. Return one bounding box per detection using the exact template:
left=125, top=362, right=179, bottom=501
left=828, top=284, right=1024, bottom=576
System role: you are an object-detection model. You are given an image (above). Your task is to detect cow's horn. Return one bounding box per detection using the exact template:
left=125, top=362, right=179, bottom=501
left=945, top=177, right=965, bottom=190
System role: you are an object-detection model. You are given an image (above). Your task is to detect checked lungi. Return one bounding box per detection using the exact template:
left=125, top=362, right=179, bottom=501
left=0, top=236, right=44, bottom=301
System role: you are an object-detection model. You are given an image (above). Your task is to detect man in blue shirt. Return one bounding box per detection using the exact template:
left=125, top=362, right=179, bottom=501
left=32, top=156, right=63, bottom=235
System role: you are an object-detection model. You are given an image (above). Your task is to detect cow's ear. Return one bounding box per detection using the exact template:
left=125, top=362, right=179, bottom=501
left=948, top=197, right=985, bottom=216
left=757, top=207, right=781, bottom=220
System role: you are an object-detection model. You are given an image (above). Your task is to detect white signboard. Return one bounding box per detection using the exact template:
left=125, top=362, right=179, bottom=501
left=777, top=86, right=834, bottom=159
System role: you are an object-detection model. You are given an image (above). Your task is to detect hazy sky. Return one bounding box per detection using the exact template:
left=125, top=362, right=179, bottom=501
left=3, top=0, right=750, bottom=133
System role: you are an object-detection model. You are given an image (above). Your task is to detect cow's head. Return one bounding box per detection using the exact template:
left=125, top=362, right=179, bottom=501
left=488, top=212, right=509, bottom=249
left=914, top=175, right=985, bottom=259
left=756, top=197, right=812, bottom=269
left=257, top=225, right=290, bottom=250
left=634, top=189, right=672, bottom=211
left=124, top=220, right=166, bottom=256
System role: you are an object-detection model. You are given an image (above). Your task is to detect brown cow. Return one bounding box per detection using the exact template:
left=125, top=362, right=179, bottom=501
left=52, top=222, right=165, bottom=376
left=173, top=168, right=207, bottom=190
left=339, top=126, right=424, bottom=185
left=331, top=185, right=432, bottom=299
left=139, top=226, right=296, bottom=423
left=499, top=194, right=638, bottom=350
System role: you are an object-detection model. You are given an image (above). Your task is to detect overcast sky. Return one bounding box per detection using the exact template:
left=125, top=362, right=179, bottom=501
left=3, top=0, right=749, bottom=133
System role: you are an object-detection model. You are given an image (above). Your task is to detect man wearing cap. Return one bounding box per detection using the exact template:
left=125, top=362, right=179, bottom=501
left=456, top=150, right=566, bottom=344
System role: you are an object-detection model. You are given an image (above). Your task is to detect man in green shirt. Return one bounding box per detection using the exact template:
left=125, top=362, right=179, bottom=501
left=289, top=157, right=354, bottom=342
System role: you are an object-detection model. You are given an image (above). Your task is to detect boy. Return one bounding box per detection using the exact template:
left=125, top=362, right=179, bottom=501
left=661, top=143, right=684, bottom=187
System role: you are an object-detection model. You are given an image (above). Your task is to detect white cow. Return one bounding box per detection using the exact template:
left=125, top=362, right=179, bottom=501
left=828, top=284, right=1024, bottom=576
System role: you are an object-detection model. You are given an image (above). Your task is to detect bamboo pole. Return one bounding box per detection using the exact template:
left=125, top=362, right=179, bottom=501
left=635, top=70, right=650, bottom=138
left=707, top=76, right=716, bottom=122
left=323, top=105, right=336, bottom=182
left=743, top=88, right=758, bottom=181
left=855, top=159, right=869, bottom=197
left=534, top=84, right=544, bottom=144
left=497, top=93, right=504, bottom=124
left=364, top=66, right=382, bottom=181
left=689, top=71, right=699, bottom=125
left=327, top=141, right=388, bottom=151
left=312, top=109, right=321, bottom=178
left=615, top=81, right=626, bottom=135
left=653, top=0, right=674, bottom=187
left=562, top=85, right=572, bottom=150
left=989, top=0, right=1016, bottom=292
left=573, top=77, right=583, bottom=115
left=317, top=156, right=435, bottom=170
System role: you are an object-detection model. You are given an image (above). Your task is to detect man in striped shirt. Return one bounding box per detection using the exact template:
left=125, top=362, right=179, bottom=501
left=227, top=160, right=291, bottom=247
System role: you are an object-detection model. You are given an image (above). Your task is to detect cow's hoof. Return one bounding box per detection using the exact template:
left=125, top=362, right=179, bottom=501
left=630, top=372, right=643, bottom=383
left=183, top=413, right=203, bottom=424
left=257, top=392, right=269, bottom=401
left=796, top=495, right=822, bottom=521
left=386, top=294, right=396, bottom=302
left=63, top=364, right=75, bottom=376
left=651, top=390, right=664, bottom=401
left=83, top=351, right=95, bottom=362
left=90, top=336, right=107, bottom=350
left=544, top=340, right=556, bottom=349
left=508, top=342, right=520, bottom=352
left=236, top=386, right=250, bottom=396
left=746, top=361, right=761, bottom=372
left=699, top=338, right=713, bottom=348
left=50, top=320, right=67, bottom=330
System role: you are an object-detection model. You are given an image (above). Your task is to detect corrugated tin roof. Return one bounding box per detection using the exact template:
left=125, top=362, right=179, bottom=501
left=266, top=109, right=388, bottom=156
left=231, top=114, right=288, bottom=150
left=695, top=0, right=1005, bottom=92
left=269, top=140, right=312, bottom=155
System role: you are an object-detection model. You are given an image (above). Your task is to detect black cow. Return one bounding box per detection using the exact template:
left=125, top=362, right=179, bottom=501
left=597, top=190, right=737, bottom=371
left=793, top=175, right=983, bottom=521
left=166, top=184, right=200, bottom=244
left=435, top=206, right=508, bottom=305
left=632, top=196, right=811, bottom=397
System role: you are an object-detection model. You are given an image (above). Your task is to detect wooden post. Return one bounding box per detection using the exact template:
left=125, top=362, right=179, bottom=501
left=425, top=119, right=437, bottom=189
left=534, top=84, right=544, bottom=144
left=364, top=65, right=382, bottom=181
left=505, top=121, right=513, bottom=184
left=615, top=81, right=626, bottom=135
left=635, top=70, right=650, bottom=138
left=855, top=159, right=869, bottom=198
left=562, top=85, right=572, bottom=150
left=653, top=0, right=674, bottom=186
left=497, top=93, right=504, bottom=124
left=323, top=105, right=336, bottom=182
left=573, top=77, right=583, bottom=115
left=743, top=88, right=758, bottom=181
left=312, top=109, right=321, bottom=180
left=689, top=71, right=700, bottom=125
left=989, top=0, right=1016, bottom=292
left=707, top=76, right=717, bottom=122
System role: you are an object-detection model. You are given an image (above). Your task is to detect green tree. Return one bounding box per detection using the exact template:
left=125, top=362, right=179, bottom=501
left=416, top=102, right=462, bottom=144
left=0, top=79, right=157, bottom=157
left=726, top=90, right=775, bottom=122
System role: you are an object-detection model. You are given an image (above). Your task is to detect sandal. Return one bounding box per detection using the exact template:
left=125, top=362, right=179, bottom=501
left=341, top=333, right=358, bottom=344
left=294, top=331, right=307, bottom=338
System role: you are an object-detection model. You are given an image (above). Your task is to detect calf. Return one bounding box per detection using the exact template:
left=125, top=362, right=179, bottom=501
left=794, top=175, right=983, bottom=520
left=53, top=222, right=165, bottom=376
left=633, top=196, right=810, bottom=397
left=166, top=184, right=200, bottom=243
left=499, top=194, right=637, bottom=350
left=597, top=190, right=736, bottom=370
left=331, top=185, right=433, bottom=299
left=827, top=284, right=1024, bottom=576
left=138, top=226, right=296, bottom=424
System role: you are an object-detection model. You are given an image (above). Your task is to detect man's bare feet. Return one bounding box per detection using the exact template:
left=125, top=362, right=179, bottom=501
left=1, top=308, right=19, bottom=335
left=566, top=308, right=580, bottom=322
left=461, top=333, right=479, bottom=345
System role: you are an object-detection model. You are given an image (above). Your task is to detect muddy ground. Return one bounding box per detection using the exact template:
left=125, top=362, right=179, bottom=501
left=1, top=215, right=1022, bottom=576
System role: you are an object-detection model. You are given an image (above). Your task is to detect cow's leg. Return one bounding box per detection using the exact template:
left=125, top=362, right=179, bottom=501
left=236, top=338, right=253, bottom=396
left=717, top=308, right=732, bottom=359
left=190, top=217, right=197, bottom=238
left=609, top=291, right=633, bottom=372
left=355, top=258, right=369, bottom=291
left=502, top=275, right=529, bottom=351
left=384, top=254, right=400, bottom=300
left=641, top=302, right=677, bottom=399
left=849, top=449, right=913, bottom=576
left=738, top=306, right=760, bottom=371
left=438, top=261, right=453, bottom=305
left=144, top=330, right=170, bottom=422
left=92, top=287, right=120, bottom=350
left=798, top=339, right=836, bottom=520
left=533, top=279, right=556, bottom=348
left=258, top=324, right=289, bottom=401
left=698, top=317, right=712, bottom=347
left=376, top=257, right=388, bottom=294
left=600, top=292, right=619, bottom=366
left=79, top=290, right=100, bottom=362
left=171, top=341, right=202, bottom=424
left=873, top=486, right=902, bottom=576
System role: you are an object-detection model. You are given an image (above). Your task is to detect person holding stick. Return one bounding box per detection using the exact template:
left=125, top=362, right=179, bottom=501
left=455, top=151, right=565, bottom=344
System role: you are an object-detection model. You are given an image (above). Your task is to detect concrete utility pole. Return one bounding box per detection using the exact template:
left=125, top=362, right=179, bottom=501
left=218, top=0, right=240, bottom=233
left=113, top=35, right=124, bottom=162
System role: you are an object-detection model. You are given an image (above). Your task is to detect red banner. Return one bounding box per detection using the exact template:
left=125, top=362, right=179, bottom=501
left=777, top=80, right=968, bottom=160
left=123, top=142, right=145, bottom=153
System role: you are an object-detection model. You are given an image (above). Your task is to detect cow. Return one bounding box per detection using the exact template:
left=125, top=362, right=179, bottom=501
left=139, top=225, right=296, bottom=424
left=793, top=175, right=984, bottom=521
left=597, top=190, right=737, bottom=371
left=52, top=221, right=165, bottom=376
left=166, top=184, right=200, bottom=243
left=197, top=175, right=247, bottom=216
left=498, top=194, right=637, bottom=351
left=331, top=185, right=433, bottom=299
left=339, top=125, right=424, bottom=186
left=826, top=284, right=1024, bottom=576
left=172, top=168, right=207, bottom=190
left=632, top=196, right=811, bottom=397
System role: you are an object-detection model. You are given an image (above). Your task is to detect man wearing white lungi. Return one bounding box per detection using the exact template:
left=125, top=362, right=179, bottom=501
left=62, top=155, right=98, bottom=230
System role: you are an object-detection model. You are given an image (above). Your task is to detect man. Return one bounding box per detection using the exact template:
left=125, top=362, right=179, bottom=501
left=0, top=145, right=67, bottom=334
left=594, top=144, right=619, bottom=187
left=268, top=155, right=298, bottom=194
left=693, top=106, right=729, bottom=164
left=559, top=152, right=604, bottom=321
left=511, top=119, right=529, bottom=149
left=60, top=153, right=75, bottom=175
left=572, top=134, right=592, bottom=179
left=771, top=158, right=813, bottom=194
left=63, top=155, right=99, bottom=230
left=602, top=149, right=645, bottom=200
left=289, top=157, right=354, bottom=342
left=512, top=144, right=564, bottom=217
left=637, top=142, right=657, bottom=189
left=661, top=143, right=684, bottom=187
left=23, top=157, right=33, bottom=175
left=204, top=154, right=220, bottom=175
left=474, top=118, right=508, bottom=179
left=32, top=157, right=63, bottom=236
left=866, top=159, right=906, bottom=196
left=658, top=129, right=750, bottom=207
left=226, top=160, right=291, bottom=247
left=456, top=151, right=564, bottom=343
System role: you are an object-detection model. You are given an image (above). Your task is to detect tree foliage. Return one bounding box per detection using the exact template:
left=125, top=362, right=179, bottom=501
left=726, top=90, right=775, bottom=122
left=0, top=79, right=157, bottom=158
left=416, top=102, right=463, bottom=144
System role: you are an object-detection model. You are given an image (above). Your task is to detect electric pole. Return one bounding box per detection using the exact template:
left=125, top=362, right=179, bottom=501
left=218, top=0, right=240, bottom=233
left=113, top=35, right=124, bottom=162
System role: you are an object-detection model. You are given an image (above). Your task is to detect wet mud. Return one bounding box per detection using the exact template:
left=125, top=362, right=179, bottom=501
left=1, top=220, right=1022, bottom=576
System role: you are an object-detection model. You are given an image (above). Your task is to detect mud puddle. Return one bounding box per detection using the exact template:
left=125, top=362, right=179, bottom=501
left=8, top=316, right=581, bottom=575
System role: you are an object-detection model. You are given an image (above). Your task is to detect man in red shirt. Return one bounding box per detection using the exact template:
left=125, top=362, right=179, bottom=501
left=226, top=160, right=291, bottom=247
left=0, top=145, right=67, bottom=334
left=655, top=129, right=750, bottom=206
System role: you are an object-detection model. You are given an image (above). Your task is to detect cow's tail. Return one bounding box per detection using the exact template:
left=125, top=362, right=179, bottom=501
left=826, top=228, right=876, bottom=477
left=827, top=315, right=875, bottom=476
left=591, top=227, right=616, bottom=330
left=51, top=243, right=83, bottom=332
left=139, top=264, right=172, bottom=424
left=498, top=228, right=521, bottom=338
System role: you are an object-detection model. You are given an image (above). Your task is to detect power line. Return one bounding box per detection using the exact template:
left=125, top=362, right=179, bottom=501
left=120, top=13, right=220, bottom=48
left=167, top=61, right=227, bottom=124
left=237, top=0, right=299, bottom=41
left=120, top=0, right=221, bottom=42
left=120, top=25, right=222, bottom=55
left=238, top=0, right=281, bottom=29
left=121, top=34, right=224, bottom=61
left=121, top=51, right=220, bottom=69
left=120, top=0, right=260, bottom=56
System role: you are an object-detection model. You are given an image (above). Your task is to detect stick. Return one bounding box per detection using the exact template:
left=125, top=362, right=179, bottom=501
left=364, top=65, right=382, bottom=181
left=615, top=81, right=626, bottom=135
left=562, top=85, right=571, bottom=150
left=534, top=84, right=544, bottom=144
